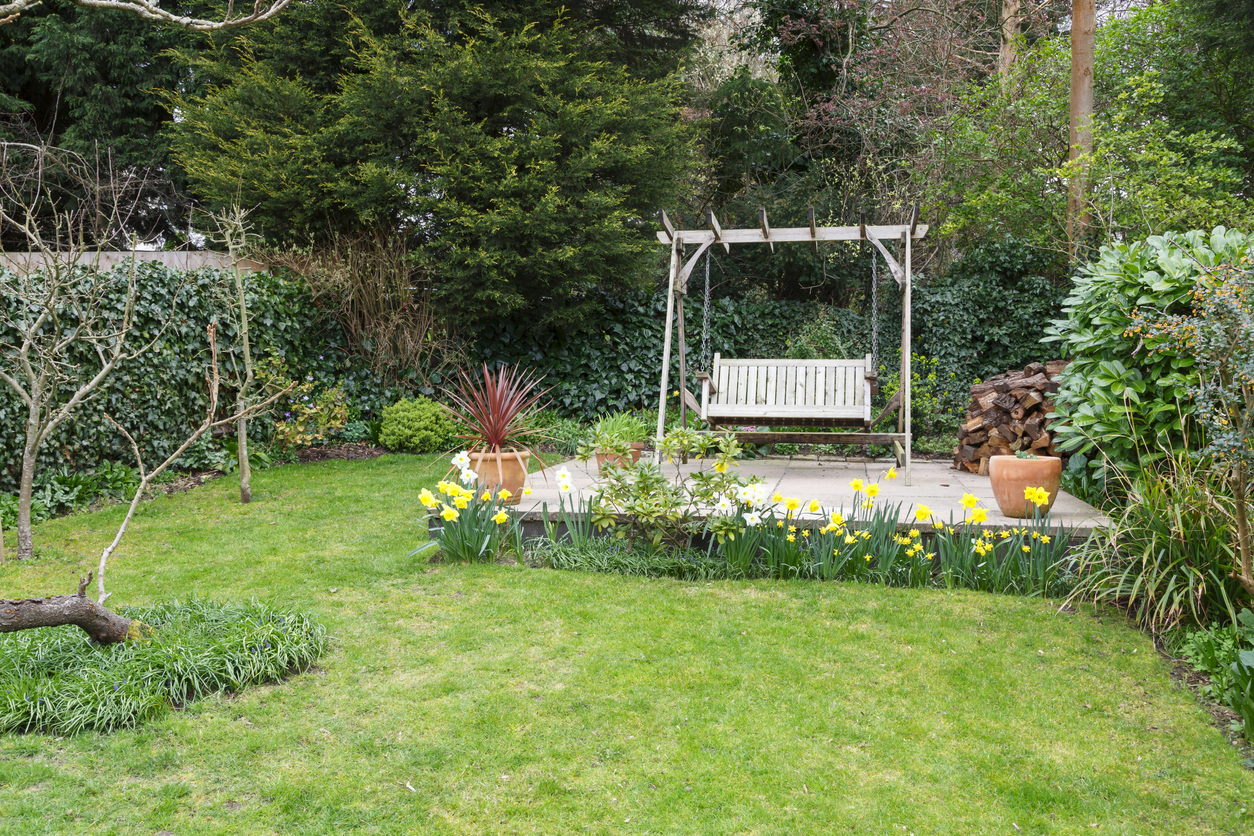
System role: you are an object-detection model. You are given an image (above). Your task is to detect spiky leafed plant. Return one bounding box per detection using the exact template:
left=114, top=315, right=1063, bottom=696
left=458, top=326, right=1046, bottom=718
left=441, top=362, right=552, bottom=468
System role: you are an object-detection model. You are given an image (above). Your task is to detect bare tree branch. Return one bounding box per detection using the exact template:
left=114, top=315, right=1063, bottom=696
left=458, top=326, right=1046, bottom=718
left=0, top=0, right=291, bottom=31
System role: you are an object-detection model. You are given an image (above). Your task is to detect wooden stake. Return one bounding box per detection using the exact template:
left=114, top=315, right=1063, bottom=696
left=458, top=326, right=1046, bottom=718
left=655, top=236, right=681, bottom=461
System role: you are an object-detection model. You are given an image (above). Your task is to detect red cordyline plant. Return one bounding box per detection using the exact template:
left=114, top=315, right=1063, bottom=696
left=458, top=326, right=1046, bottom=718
left=441, top=362, right=552, bottom=463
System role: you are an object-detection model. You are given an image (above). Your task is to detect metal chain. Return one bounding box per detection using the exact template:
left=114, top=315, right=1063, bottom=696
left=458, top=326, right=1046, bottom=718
left=701, top=249, right=712, bottom=373
left=870, top=247, right=879, bottom=374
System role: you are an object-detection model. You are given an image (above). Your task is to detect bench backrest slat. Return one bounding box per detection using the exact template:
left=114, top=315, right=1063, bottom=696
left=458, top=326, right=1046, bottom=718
left=710, top=356, right=869, bottom=409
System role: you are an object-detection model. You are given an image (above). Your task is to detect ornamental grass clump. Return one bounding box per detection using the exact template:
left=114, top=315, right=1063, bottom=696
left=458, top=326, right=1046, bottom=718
left=417, top=451, right=525, bottom=563
left=0, top=599, right=326, bottom=735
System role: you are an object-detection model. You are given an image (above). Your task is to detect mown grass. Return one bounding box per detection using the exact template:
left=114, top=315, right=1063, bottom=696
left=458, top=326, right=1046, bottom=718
left=1, top=453, right=1252, bottom=835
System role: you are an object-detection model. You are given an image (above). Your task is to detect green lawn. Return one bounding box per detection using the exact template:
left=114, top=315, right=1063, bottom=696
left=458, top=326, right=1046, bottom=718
left=2, top=453, right=1251, bottom=835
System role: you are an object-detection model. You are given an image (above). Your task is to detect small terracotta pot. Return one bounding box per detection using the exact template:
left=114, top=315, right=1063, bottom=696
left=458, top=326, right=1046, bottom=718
left=596, top=442, right=644, bottom=473
left=470, top=450, right=529, bottom=505
left=988, top=455, right=1062, bottom=518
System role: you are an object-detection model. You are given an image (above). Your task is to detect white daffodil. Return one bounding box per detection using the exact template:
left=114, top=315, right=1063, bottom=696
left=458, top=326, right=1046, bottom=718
left=459, top=467, right=477, bottom=484
left=714, top=496, right=734, bottom=514
left=555, top=466, right=572, bottom=482
left=452, top=450, right=471, bottom=469
left=743, top=511, right=762, bottom=527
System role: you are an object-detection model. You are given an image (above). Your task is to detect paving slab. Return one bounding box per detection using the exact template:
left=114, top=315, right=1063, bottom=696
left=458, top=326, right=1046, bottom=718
left=515, top=456, right=1108, bottom=538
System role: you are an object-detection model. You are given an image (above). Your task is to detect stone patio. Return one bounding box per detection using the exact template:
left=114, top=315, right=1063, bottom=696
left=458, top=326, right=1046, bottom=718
left=516, top=456, right=1108, bottom=538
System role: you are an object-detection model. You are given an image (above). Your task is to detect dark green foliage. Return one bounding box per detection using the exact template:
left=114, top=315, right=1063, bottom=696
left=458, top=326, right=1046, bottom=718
left=915, top=238, right=1067, bottom=386
left=538, top=537, right=729, bottom=581
left=0, top=262, right=404, bottom=494
left=170, top=10, right=695, bottom=340
left=0, top=599, right=327, bottom=735
left=0, top=1, right=205, bottom=244
left=474, top=289, right=824, bottom=422
left=378, top=398, right=456, bottom=454
left=1182, top=609, right=1254, bottom=741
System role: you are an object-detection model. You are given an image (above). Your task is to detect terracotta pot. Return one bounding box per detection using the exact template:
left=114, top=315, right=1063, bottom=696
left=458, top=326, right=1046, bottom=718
left=988, top=455, right=1062, bottom=518
left=596, top=442, right=644, bottom=473
left=470, top=450, right=529, bottom=505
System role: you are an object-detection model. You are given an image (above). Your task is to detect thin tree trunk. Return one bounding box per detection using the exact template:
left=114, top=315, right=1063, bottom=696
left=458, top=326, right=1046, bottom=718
left=16, top=425, right=38, bottom=561
left=0, top=573, right=134, bottom=644
left=1234, top=463, right=1254, bottom=597
left=1068, top=0, right=1096, bottom=259
left=238, top=415, right=252, bottom=503
left=998, top=0, right=1021, bottom=76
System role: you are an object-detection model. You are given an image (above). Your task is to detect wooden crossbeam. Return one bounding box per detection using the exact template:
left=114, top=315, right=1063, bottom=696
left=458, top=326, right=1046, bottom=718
left=653, top=224, right=928, bottom=246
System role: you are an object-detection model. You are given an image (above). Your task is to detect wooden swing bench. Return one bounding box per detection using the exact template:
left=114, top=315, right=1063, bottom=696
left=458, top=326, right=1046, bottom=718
left=694, top=353, right=907, bottom=450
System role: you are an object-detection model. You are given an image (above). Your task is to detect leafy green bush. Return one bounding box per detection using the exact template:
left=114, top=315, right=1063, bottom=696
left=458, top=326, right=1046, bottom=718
left=378, top=397, right=456, bottom=453
left=528, top=409, right=587, bottom=458
left=1183, top=609, right=1254, bottom=741
left=0, top=599, right=327, bottom=735
left=537, top=537, right=729, bottom=581
left=1045, top=227, right=1254, bottom=483
left=875, top=353, right=966, bottom=438
left=784, top=305, right=861, bottom=359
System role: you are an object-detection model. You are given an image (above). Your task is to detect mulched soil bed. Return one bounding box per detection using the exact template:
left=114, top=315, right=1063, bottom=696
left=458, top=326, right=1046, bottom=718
left=297, top=443, right=388, bottom=463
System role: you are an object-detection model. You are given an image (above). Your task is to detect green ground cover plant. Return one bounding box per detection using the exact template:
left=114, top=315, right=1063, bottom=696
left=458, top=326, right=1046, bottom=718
left=0, top=600, right=326, bottom=735
left=1, top=453, right=1252, bottom=834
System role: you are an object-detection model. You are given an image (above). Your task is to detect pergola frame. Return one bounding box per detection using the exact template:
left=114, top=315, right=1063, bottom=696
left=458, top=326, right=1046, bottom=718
left=653, top=205, right=928, bottom=485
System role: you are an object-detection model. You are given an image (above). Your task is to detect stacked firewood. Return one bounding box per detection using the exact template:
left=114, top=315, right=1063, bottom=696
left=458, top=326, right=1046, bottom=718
left=953, top=361, right=1070, bottom=475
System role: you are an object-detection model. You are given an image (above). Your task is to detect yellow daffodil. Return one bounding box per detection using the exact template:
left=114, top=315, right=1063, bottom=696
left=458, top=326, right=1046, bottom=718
left=497, top=489, right=512, bottom=501
left=773, top=492, right=784, bottom=503
left=910, top=529, right=921, bottom=539
left=850, top=478, right=865, bottom=493
left=777, top=520, right=784, bottom=528
left=801, top=529, right=810, bottom=538
left=440, top=504, right=459, bottom=521
left=523, top=487, right=533, bottom=496
left=492, top=510, right=510, bottom=525
left=960, top=492, right=978, bottom=510
left=866, top=484, right=880, bottom=498
left=419, top=488, right=437, bottom=508
left=914, top=504, right=932, bottom=521
left=453, top=496, right=469, bottom=510
left=808, top=499, right=820, bottom=513
left=885, top=467, right=897, bottom=480
left=969, top=508, right=989, bottom=525
left=1041, top=535, right=1052, bottom=544
left=1022, top=545, right=1031, bottom=553
left=860, top=530, right=871, bottom=540
left=785, top=497, right=800, bottom=512
left=863, top=553, right=873, bottom=562
left=830, top=512, right=845, bottom=526
left=787, top=534, right=796, bottom=543
left=788, top=525, right=797, bottom=533
left=845, top=534, right=857, bottom=545
left=481, top=490, right=491, bottom=501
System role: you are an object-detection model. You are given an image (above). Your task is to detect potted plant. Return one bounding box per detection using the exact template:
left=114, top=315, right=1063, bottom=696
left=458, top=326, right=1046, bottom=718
left=988, top=451, right=1062, bottom=518
left=585, top=412, right=649, bottom=473
left=441, top=363, right=551, bottom=504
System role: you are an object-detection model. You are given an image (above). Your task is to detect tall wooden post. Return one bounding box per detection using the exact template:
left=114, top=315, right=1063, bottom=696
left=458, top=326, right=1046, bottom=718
left=655, top=236, right=681, bottom=461
left=676, top=279, right=689, bottom=462
left=1068, top=0, right=1095, bottom=259
left=902, top=230, right=913, bottom=486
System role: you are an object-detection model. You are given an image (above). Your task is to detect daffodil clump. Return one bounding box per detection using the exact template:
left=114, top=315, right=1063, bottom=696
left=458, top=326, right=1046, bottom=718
left=925, top=488, right=1070, bottom=596
left=416, top=452, right=527, bottom=563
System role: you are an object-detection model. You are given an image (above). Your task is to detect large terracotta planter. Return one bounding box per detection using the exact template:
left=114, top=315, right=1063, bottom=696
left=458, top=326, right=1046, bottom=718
left=596, top=442, right=644, bottom=473
left=988, top=455, right=1062, bottom=518
left=470, top=450, right=529, bottom=505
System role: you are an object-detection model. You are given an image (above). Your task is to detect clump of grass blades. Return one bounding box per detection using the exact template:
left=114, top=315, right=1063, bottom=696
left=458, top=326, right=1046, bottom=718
left=1067, top=462, right=1244, bottom=631
left=0, top=599, right=327, bottom=735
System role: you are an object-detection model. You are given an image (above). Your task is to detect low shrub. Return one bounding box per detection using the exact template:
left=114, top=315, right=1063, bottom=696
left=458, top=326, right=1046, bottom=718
left=536, top=538, right=728, bottom=581
left=0, top=599, right=327, bottom=735
left=1183, top=609, right=1254, bottom=741
left=378, top=397, right=457, bottom=453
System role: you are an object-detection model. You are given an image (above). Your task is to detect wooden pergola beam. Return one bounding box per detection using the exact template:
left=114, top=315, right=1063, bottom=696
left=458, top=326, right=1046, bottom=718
left=654, top=224, right=928, bottom=246
left=758, top=206, right=774, bottom=253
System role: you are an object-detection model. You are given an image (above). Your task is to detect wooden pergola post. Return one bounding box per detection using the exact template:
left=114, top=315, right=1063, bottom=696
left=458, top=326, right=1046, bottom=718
left=654, top=233, right=681, bottom=457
